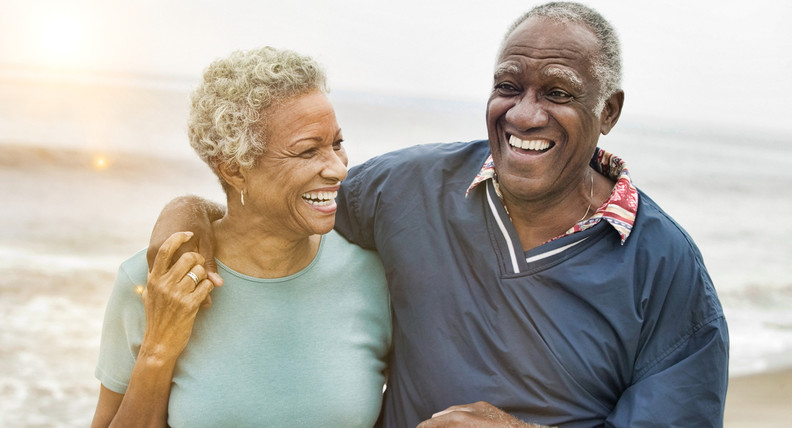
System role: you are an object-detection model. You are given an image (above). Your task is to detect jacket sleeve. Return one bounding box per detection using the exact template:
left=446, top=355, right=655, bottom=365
left=605, top=314, right=729, bottom=427
left=606, top=230, right=729, bottom=428
left=334, top=157, right=386, bottom=251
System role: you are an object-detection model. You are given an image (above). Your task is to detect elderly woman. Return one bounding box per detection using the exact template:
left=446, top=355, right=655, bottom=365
left=91, top=47, right=391, bottom=427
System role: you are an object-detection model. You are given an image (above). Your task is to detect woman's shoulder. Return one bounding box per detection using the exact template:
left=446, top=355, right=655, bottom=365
left=116, top=248, right=150, bottom=285
left=323, top=230, right=379, bottom=258
left=320, top=230, right=386, bottom=278
left=105, top=248, right=149, bottom=307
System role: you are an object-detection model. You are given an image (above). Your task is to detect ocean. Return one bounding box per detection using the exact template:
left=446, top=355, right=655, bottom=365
left=1, top=75, right=791, bottom=426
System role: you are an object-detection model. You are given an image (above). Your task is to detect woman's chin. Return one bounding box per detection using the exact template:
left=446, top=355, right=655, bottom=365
left=305, top=216, right=336, bottom=236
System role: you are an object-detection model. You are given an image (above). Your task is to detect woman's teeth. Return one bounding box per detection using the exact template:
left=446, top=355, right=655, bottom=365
left=302, top=191, right=338, bottom=206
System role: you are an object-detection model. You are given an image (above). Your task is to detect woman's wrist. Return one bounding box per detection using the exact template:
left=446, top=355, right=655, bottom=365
left=137, top=343, right=181, bottom=368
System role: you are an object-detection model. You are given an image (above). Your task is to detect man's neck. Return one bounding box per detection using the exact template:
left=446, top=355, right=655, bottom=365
left=506, top=170, right=615, bottom=251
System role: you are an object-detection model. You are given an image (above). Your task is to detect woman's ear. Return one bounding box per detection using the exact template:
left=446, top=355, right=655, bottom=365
left=217, top=161, right=247, bottom=194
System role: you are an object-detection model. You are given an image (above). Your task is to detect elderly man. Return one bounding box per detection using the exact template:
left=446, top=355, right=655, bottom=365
left=150, top=2, right=728, bottom=427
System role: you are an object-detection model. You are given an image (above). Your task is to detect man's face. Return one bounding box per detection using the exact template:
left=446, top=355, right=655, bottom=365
left=486, top=17, right=608, bottom=207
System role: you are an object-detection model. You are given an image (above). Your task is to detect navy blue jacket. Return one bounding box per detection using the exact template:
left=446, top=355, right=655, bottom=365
left=335, top=140, right=728, bottom=427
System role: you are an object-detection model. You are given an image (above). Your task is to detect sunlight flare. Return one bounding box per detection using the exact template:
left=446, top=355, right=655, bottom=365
left=92, top=155, right=110, bottom=170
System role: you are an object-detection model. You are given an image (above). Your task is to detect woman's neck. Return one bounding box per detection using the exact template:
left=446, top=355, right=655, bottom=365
left=211, top=214, right=321, bottom=279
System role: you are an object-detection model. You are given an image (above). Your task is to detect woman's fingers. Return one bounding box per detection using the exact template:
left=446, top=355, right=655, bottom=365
left=191, top=278, right=215, bottom=305
left=151, top=232, right=194, bottom=276
left=170, top=252, right=206, bottom=284
left=180, top=264, right=207, bottom=291
left=140, top=234, right=220, bottom=362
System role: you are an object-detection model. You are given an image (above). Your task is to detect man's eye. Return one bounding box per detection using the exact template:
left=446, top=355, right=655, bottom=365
left=494, top=82, right=519, bottom=95
left=548, top=90, right=572, bottom=101
left=333, top=140, right=344, bottom=151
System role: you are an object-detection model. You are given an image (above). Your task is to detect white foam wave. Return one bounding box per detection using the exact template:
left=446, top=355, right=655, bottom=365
left=0, top=245, right=122, bottom=273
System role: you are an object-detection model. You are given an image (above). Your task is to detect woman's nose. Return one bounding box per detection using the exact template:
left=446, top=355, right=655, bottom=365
left=322, top=148, right=348, bottom=182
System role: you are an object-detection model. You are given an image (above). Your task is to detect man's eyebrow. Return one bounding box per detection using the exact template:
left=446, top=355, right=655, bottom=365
left=493, top=62, right=520, bottom=79
left=543, top=67, right=584, bottom=91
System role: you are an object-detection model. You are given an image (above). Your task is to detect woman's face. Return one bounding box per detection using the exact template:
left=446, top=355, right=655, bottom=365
left=242, top=90, right=347, bottom=240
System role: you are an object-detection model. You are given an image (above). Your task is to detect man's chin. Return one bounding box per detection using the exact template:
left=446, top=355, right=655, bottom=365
left=498, top=172, right=549, bottom=200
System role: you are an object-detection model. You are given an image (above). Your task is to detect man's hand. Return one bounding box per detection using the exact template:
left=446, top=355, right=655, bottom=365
left=146, top=195, right=225, bottom=307
left=417, top=401, right=551, bottom=428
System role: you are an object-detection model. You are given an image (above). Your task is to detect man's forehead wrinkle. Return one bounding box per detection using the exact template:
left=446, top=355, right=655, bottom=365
left=501, top=38, right=587, bottom=59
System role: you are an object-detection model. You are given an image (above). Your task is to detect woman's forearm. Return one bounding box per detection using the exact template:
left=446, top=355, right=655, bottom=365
left=108, top=351, right=179, bottom=428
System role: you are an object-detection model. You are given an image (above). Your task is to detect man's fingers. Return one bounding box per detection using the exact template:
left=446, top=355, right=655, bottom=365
left=151, top=232, right=193, bottom=275
left=202, top=247, right=218, bottom=271
left=432, top=407, right=473, bottom=418
left=197, top=233, right=220, bottom=283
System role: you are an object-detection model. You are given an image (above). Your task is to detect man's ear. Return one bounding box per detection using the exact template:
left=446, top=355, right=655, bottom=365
left=217, top=162, right=247, bottom=194
left=599, top=90, right=624, bottom=135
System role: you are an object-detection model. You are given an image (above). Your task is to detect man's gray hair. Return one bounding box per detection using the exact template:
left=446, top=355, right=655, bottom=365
left=505, top=2, right=622, bottom=114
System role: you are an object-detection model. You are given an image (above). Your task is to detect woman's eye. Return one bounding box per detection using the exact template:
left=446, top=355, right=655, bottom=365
left=300, top=149, right=318, bottom=158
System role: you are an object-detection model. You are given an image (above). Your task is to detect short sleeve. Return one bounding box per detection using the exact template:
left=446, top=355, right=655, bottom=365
left=94, top=250, right=148, bottom=394
left=334, top=158, right=384, bottom=250
left=606, top=231, right=729, bottom=427
left=605, top=316, right=729, bottom=427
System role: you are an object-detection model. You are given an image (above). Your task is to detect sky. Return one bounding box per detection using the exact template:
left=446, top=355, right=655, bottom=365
left=1, top=0, right=791, bottom=136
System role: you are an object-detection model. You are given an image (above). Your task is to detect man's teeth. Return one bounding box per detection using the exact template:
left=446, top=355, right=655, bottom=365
left=508, top=135, right=551, bottom=151
left=302, top=191, right=338, bottom=206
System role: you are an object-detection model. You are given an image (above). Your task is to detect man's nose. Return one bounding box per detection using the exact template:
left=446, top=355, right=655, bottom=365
left=505, top=94, right=549, bottom=129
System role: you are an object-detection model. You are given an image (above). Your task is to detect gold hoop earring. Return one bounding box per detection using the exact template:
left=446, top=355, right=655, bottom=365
left=240, top=189, right=245, bottom=206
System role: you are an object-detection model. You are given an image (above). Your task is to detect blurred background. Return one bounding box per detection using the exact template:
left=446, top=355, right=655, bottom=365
left=1, top=0, right=790, bottom=426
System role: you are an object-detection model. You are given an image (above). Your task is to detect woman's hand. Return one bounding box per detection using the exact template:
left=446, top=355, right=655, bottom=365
left=140, top=231, right=217, bottom=362
left=147, top=196, right=225, bottom=308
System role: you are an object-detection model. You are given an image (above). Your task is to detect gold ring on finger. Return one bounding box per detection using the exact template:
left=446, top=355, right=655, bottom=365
left=186, top=271, right=200, bottom=287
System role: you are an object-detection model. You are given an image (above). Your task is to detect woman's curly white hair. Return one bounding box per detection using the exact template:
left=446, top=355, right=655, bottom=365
left=188, top=46, right=327, bottom=186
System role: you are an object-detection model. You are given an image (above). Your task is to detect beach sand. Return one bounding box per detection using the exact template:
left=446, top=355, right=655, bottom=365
left=725, top=369, right=792, bottom=427
left=2, top=143, right=791, bottom=426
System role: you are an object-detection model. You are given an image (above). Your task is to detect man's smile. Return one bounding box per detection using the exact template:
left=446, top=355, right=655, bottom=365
left=507, top=134, right=554, bottom=153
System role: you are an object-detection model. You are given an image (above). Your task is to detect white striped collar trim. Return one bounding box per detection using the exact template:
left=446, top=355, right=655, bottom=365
left=486, top=183, right=521, bottom=274
left=525, top=238, right=588, bottom=263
